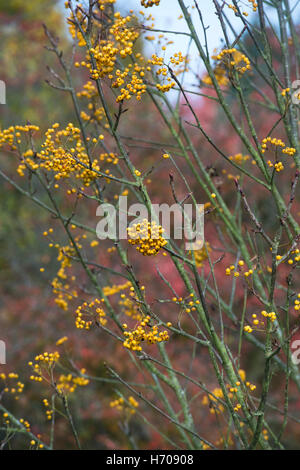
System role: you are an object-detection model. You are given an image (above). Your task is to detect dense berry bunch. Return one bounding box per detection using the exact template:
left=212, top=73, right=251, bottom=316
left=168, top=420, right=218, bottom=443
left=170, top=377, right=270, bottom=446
left=127, top=219, right=167, bottom=255
left=123, top=316, right=169, bottom=351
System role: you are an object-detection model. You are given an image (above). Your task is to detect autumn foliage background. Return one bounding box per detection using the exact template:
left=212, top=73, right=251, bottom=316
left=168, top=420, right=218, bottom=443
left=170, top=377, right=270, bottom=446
left=0, top=0, right=300, bottom=450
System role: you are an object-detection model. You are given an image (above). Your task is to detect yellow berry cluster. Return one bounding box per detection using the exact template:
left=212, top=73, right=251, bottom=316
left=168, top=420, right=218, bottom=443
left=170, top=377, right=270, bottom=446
left=103, top=280, right=132, bottom=297
left=77, top=80, right=99, bottom=99
left=181, top=292, right=200, bottom=314
left=0, top=125, right=40, bottom=176
left=202, top=387, right=227, bottom=414
left=294, top=293, right=300, bottom=312
left=202, top=64, right=229, bottom=87
left=274, top=161, right=284, bottom=172
left=19, top=418, right=31, bottom=432
left=98, top=0, right=116, bottom=7
left=70, top=8, right=179, bottom=101
left=170, top=52, right=189, bottom=75
left=283, top=147, right=297, bottom=156
left=216, top=48, right=251, bottom=75
left=225, top=260, right=253, bottom=278
left=0, top=373, right=24, bottom=400
left=281, top=87, right=290, bottom=96
left=110, top=397, right=125, bottom=411
left=14, top=122, right=112, bottom=188
left=261, top=136, right=296, bottom=157
left=2, top=413, right=10, bottom=427
left=38, top=123, right=102, bottom=186
left=203, top=49, right=250, bottom=87
left=148, top=54, right=176, bottom=92
left=68, top=9, right=87, bottom=47
left=229, top=153, right=250, bottom=164
left=128, top=395, right=139, bottom=409
left=119, top=294, right=142, bottom=321
left=113, top=62, right=147, bottom=102
left=110, top=395, right=139, bottom=415
left=156, top=82, right=176, bottom=92
left=203, top=369, right=256, bottom=416
left=80, top=106, right=106, bottom=124
left=127, top=219, right=167, bottom=255
left=229, top=382, right=240, bottom=393
left=29, top=440, right=44, bottom=449
left=192, top=242, right=211, bottom=267
left=50, top=241, right=78, bottom=312
left=32, top=352, right=60, bottom=366
left=267, top=160, right=284, bottom=172
left=228, top=1, right=256, bottom=16
left=76, top=12, right=147, bottom=101
left=57, top=372, right=89, bottom=395
left=0, top=124, right=40, bottom=154
left=29, top=351, right=60, bottom=382
left=262, top=429, right=269, bottom=441
left=123, top=316, right=169, bottom=351
left=75, top=298, right=106, bottom=330
left=141, top=0, right=160, bottom=7
left=43, top=399, right=53, bottom=421
left=244, top=310, right=277, bottom=333
left=288, top=249, right=300, bottom=266
left=56, top=336, right=68, bottom=346
left=76, top=81, right=107, bottom=124
left=248, top=0, right=257, bottom=11
left=228, top=4, right=238, bottom=13
left=170, top=291, right=206, bottom=315
left=261, top=136, right=284, bottom=152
